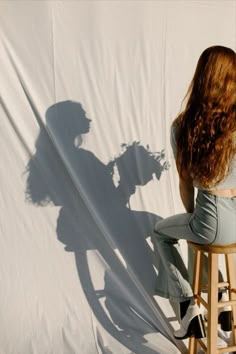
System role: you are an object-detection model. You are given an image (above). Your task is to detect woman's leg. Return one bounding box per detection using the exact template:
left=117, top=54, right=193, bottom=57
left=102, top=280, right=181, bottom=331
left=153, top=212, right=209, bottom=339
left=153, top=212, right=212, bottom=302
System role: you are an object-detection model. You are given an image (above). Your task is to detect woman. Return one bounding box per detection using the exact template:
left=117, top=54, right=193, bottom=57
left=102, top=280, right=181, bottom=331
left=154, top=45, right=236, bottom=340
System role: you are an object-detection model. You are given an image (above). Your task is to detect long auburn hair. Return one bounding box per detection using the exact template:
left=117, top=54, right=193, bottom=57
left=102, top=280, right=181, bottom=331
left=175, top=45, right=236, bottom=188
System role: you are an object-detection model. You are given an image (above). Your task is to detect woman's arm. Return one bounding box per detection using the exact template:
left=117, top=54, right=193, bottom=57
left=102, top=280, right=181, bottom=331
left=170, top=119, right=195, bottom=212
left=179, top=176, right=194, bottom=213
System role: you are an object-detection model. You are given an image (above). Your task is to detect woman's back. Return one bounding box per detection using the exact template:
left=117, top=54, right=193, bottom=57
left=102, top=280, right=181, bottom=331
left=170, top=121, right=236, bottom=197
left=171, top=46, right=236, bottom=197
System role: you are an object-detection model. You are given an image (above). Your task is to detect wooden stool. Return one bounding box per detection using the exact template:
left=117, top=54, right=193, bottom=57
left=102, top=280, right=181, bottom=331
left=187, top=242, right=236, bottom=354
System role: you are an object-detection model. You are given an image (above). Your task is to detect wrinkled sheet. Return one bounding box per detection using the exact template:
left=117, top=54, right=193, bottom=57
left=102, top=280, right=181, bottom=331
left=0, top=1, right=235, bottom=353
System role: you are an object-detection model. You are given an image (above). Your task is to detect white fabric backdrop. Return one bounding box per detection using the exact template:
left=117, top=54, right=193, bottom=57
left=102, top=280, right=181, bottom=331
left=0, top=1, right=235, bottom=353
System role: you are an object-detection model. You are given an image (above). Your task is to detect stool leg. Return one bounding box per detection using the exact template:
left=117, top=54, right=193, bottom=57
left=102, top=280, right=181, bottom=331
left=225, top=254, right=236, bottom=345
left=207, top=252, right=218, bottom=354
left=189, top=250, right=203, bottom=354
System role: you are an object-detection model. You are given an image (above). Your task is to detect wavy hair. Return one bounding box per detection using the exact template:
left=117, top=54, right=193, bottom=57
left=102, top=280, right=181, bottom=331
left=175, top=45, right=236, bottom=188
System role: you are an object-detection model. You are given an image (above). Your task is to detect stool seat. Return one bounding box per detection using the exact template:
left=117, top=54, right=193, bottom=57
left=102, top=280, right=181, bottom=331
left=188, top=242, right=236, bottom=254
left=187, top=241, right=236, bottom=354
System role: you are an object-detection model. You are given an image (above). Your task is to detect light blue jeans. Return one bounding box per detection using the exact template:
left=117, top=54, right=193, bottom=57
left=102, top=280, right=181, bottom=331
left=153, top=190, right=236, bottom=302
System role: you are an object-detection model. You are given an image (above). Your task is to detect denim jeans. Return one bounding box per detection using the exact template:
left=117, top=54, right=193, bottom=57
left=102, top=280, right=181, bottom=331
left=153, top=190, right=236, bottom=302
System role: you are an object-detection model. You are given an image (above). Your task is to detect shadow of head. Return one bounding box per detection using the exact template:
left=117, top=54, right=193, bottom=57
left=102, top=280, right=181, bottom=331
left=46, top=100, right=91, bottom=143
left=25, top=100, right=92, bottom=206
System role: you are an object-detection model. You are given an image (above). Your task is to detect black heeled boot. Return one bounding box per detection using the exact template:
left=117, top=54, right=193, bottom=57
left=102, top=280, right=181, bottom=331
left=180, top=299, right=191, bottom=319
left=218, top=292, right=232, bottom=331
left=204, top=291, right=232, bottom=331
left=174, top=301, right=206, bottom=340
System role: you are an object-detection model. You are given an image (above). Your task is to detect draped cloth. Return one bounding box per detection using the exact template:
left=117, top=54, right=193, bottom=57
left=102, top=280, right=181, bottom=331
left=0, top=1, right=235, bottom=353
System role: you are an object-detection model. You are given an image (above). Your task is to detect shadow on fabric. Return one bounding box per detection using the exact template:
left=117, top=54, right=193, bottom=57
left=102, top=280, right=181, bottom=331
left=25, top=100, right=183, bottom=353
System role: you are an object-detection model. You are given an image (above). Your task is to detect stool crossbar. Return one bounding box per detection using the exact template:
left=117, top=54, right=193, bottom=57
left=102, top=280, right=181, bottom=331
left=187, top=242, right=236, bottom=354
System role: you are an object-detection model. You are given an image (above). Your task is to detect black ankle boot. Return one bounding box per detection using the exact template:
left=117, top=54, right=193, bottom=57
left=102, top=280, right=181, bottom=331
left=180, top=300, right=191, bottom=319
left=204, top=291, right=232, bottom=331
left=218, top=292, right=232, bottom=331
left=174, top=303, right=206, bottom=340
